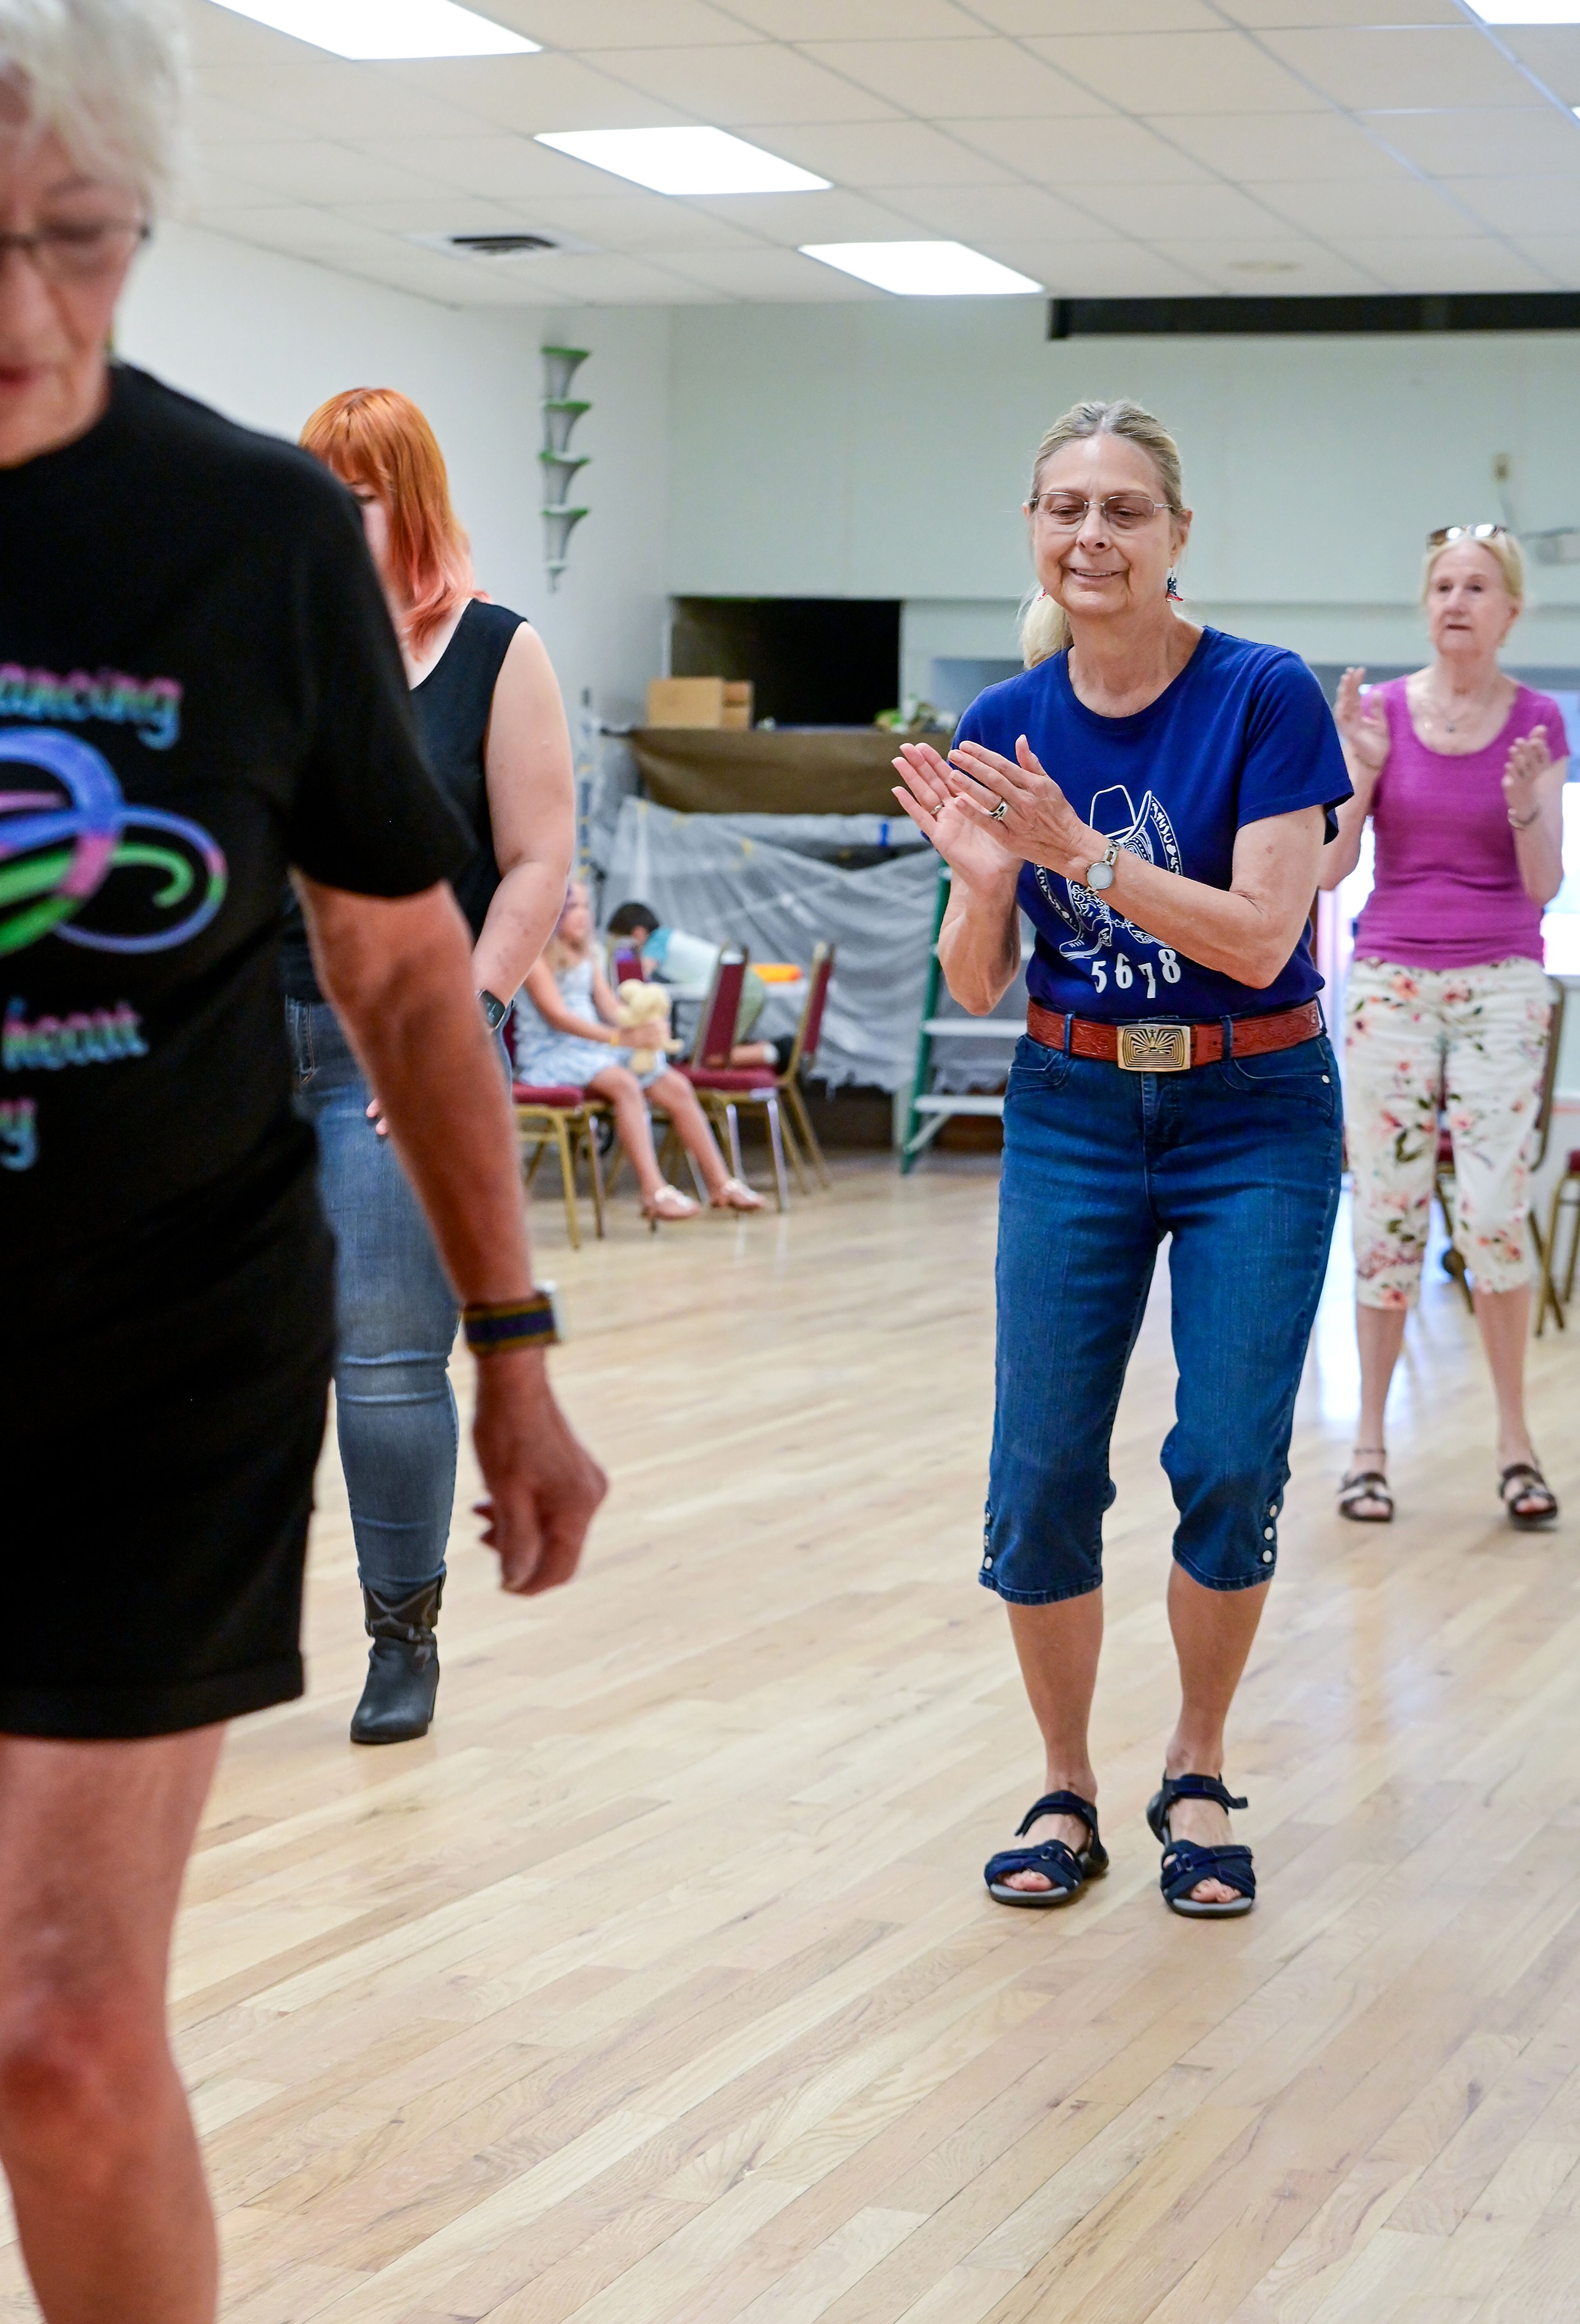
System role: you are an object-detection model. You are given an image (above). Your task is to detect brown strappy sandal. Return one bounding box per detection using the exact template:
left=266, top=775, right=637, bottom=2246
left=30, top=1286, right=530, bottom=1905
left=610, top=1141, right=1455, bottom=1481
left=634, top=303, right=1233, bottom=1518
left=1500, top=1461, right=1559, bottom=1531
left=1338, top=1448, right=1393, bottom=1524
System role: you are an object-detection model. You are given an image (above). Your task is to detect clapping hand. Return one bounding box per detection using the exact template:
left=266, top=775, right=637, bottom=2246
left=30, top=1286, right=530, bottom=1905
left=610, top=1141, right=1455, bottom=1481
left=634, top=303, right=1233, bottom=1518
left=891, top=739, right=1022, bottom=892
left=1503, top=723, right=1551, bottom=826
left=1334, top=667, right=1389, bottom=774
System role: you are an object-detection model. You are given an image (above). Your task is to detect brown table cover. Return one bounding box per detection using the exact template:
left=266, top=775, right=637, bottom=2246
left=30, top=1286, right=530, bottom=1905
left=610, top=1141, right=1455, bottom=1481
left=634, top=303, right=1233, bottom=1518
left=629, top=727, right=933, bottom=817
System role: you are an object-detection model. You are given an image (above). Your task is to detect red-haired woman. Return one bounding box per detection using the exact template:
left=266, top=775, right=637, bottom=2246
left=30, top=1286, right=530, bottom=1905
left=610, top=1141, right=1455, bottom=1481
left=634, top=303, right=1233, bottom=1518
left=284, top=387, right=575, bottom=1745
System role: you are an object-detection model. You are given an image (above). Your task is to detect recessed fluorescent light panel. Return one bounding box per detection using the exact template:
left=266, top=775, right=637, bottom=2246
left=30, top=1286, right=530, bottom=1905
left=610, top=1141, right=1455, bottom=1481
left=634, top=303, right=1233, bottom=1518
left=535, top=128, right=829, bottom=197
left=1469, top=2, right=1580, bottom=20
left=209, top=0, right=538, bottom=59
left=800, top=241, right=1043, bottom=297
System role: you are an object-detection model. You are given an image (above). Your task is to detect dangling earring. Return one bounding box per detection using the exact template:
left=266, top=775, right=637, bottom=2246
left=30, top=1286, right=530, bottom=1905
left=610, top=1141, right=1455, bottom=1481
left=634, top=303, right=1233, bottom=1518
left=1165, top=570, right=1182, bottom=601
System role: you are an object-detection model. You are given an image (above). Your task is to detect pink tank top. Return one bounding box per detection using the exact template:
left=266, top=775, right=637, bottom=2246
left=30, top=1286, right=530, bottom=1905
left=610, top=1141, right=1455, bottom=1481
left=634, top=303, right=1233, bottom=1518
left=1352, top=678, right=1568, bottom=970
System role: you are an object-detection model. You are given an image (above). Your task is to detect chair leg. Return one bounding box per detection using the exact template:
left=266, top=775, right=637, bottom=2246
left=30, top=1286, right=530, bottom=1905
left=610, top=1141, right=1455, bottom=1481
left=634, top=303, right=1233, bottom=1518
left=553, top=1115, right=580, bottom=1250
left=763, top=1093, right=789, bottom=1212
left=723, top=1102, right=745, bottom=1182
left=1436, top=1167, right=1474, bottom=1313
left=784, top=1078, right=830, bottom=1187
left=522, top=1136, right=548, bottom=1191
left=1563, top=1186, right=1580, bottom=1304
left=776, top=1104, right=810, bottom=1198
left=584, top=1114, right=606, bottom=1240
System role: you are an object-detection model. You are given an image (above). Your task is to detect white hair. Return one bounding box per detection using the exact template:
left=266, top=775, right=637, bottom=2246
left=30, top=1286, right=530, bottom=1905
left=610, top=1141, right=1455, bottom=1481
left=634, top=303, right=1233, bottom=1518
left=0, top=0, right=186, bottom=209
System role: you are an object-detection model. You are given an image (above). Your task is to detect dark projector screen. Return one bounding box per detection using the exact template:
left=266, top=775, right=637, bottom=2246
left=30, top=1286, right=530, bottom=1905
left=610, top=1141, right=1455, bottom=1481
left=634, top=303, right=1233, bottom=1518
left=669, top=597, right=900, bottom=729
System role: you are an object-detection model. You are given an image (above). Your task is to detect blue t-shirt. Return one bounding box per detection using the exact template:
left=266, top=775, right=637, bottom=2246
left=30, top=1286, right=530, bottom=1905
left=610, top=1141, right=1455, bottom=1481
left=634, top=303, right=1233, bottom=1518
left=955, top=628, right=1350, bottom=1023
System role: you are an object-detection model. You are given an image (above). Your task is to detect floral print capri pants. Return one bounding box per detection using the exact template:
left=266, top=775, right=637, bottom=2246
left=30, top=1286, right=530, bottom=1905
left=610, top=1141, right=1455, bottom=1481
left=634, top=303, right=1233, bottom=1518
left=1344, top=954, right=1553, bottom=1308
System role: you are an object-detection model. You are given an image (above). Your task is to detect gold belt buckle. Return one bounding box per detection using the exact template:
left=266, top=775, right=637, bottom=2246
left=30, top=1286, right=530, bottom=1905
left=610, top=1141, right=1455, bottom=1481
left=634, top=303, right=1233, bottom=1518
left=1117, top=1021, right=1192, bottom=1073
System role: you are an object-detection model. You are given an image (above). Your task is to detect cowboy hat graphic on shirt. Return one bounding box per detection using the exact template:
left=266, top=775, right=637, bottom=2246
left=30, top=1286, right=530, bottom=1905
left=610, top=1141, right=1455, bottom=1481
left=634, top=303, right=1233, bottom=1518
left=1034, top=782, right=1184, bottom=964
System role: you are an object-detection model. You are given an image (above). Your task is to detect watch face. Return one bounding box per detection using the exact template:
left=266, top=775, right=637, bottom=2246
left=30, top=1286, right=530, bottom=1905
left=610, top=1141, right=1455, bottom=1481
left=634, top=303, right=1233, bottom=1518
left=1087, top=860, right=1115, bottom=892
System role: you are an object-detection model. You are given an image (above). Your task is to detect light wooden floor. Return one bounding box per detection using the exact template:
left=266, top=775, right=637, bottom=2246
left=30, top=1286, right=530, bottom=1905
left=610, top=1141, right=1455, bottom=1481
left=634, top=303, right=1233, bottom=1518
left=9, top=1154, right=1580, bottom=2323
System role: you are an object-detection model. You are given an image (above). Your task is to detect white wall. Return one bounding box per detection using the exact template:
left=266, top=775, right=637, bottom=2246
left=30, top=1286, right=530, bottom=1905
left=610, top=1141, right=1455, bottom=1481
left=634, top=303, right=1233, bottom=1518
left=666, top=298, right=1580, bottom=676
left=116, top=225, right=670, bottom=730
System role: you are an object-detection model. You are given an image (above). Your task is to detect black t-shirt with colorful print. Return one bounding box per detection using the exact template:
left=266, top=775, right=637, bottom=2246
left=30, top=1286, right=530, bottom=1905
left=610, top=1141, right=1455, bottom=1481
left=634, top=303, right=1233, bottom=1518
left=0, top=364, right=467, bottom=1299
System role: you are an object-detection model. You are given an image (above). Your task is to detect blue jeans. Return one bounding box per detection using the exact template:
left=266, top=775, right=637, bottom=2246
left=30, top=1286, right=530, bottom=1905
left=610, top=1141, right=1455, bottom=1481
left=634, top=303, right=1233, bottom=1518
left=984, top=1031, right=1342, bottom=1605
left=288, top=1001, right=458, bottom=1596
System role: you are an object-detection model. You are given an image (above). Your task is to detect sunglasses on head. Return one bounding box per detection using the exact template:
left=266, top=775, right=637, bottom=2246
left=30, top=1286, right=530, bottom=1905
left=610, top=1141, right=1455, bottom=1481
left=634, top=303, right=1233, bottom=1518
left=1427, top=523, right=1507, bottom=548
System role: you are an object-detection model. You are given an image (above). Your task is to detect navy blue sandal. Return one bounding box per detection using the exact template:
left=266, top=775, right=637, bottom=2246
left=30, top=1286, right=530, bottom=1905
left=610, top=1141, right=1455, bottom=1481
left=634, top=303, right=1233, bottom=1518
left=984, top=1790, right=1108, bottom=1909
left=1146, top=1773, right=1255, bottom=1919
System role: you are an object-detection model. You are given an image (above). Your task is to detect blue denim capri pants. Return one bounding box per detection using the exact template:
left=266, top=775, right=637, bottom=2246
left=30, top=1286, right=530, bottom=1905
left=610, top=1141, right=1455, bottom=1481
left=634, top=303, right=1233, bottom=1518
left=983, top=1029, right=1343, bottom=1605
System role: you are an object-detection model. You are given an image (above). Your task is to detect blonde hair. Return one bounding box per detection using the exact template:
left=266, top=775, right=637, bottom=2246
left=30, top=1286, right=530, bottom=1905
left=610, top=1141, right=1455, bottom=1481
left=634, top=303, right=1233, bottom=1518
left=544, top=880, right=593, bottom=974
left=0, top=0, right=186, bottom=209
left=1421, top=529, right=1525, bottom=610
left=1020, top=399, right=1186, bottom=669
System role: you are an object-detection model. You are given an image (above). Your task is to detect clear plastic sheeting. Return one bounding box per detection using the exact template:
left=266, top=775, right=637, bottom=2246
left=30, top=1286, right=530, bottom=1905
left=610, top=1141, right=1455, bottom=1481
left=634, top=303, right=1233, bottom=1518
left=600, top=799, right=1022, bottom=1094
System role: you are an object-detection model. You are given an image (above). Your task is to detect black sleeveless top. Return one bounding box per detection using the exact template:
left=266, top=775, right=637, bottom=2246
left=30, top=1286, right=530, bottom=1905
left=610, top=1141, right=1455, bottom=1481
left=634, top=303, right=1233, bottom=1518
left=278, top=597, right=527, bottom=1004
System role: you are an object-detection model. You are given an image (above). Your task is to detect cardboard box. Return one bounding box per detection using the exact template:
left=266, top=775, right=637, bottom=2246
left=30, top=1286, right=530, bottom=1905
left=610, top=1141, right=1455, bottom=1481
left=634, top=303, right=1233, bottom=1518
left=646, top=677, right=755, bottom=729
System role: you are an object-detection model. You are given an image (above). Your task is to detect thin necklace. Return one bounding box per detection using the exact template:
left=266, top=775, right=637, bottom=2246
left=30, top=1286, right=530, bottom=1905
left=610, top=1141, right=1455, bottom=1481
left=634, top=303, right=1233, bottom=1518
left=1425, top=670, right=1503, bottom=736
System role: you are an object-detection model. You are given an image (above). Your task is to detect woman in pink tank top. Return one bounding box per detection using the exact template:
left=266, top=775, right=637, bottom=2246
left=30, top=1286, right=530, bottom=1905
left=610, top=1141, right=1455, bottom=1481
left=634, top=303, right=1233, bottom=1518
left=1319, top=527, right=1568, bottom=1531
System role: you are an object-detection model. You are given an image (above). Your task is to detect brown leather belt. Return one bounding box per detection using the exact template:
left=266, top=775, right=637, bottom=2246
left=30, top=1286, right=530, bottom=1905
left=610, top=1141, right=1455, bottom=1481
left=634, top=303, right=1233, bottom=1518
left=1026, top=997, right=1322, bottom=1073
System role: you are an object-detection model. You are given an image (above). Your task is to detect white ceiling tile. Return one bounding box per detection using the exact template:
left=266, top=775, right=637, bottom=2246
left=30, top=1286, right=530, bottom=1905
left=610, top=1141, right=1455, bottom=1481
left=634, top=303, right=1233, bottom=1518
left=946, top=116, right=1210, bottom=185
left=1072, top=182, right=1299, bottom=239
left=191, top=165, right=301, bottom=212
left=1255, top=29, right=1542, bottom=114
left=334, top=195, right=552, bottom=234
left=1031, top=243, right=1211, bottom=294
left=590, top=43, right=899, bottom=123
left=966, top=3, right=1220, bottom=29
left=1450, top=178, right=1580, bottom=239
left=191, top=62, right=490, bottom=142
left=509, top=195, right=765, bottom=250
left=718, top=1, right=986, bottom=34
left=516, top=0, right=758, bottom=43
left=349, top=137, right=587, bottom=200
left=1482, top=28, right=1580, bottom=107
left=1215, top=0, right=1461, bottom=22
left=1506, top=237, right=1580, bottom=288
left=1322, top=237, right=1553, bottom=291
left=1020, top=32, right=1329, bottom=115
left=202, top=205, right=387, bottom=257
left=208, top=142, right=448, bottom=204
left=683, top=188, right=924, bottom=240
left=1145, top=239, right=1388, bottom=293
left=378, top=53, right=688, bottom=134
left=797, top=39, right=1106, bottom=119
left=1359, top=107, right=1580, bottom=179
left=658, top=247, right=880, bottom=296
left=1158, top=111, right=1414, bottom=182
left=864, top=182, right=1120, bottom=243
left=763, top=121, right=1018, bottom=186
left=186, top=91, right=310, bottom=146
left=1251, top=177, right=1476, bottom=239
left=504, top=251, right=723, bottom=300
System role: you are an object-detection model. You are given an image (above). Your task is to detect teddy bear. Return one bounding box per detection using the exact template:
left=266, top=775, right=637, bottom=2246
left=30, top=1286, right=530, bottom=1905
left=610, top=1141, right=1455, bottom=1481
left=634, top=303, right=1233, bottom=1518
left=615, top=980, right=680, bottom=1075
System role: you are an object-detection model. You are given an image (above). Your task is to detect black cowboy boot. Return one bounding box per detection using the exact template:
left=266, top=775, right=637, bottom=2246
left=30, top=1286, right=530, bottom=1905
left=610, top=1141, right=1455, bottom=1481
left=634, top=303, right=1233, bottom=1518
left=349, top=1576, right=443, bottom=1744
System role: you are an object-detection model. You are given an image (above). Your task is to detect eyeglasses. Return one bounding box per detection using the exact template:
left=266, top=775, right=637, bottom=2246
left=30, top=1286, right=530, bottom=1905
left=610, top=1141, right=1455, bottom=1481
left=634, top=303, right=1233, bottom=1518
left=0, top=220, right=151, bottom=284
left=1427, top=522, right=1507, bottom=548
left=1027, top=492, right=1172, bottom=532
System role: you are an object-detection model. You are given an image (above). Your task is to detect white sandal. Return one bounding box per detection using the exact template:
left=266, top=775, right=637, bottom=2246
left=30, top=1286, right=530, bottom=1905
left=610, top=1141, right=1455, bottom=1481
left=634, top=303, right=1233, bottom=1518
left=711, top=1176, right=767, bottom=1212
left=642, top=1183, right=700, bottom=1223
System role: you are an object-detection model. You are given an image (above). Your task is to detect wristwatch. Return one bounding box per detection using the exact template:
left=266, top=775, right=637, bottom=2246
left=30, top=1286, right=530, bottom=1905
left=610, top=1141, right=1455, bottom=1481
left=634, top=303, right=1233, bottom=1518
left=476, top=989, right=509, bottom=1031
left=1085, top=838, right=1122, bottom=892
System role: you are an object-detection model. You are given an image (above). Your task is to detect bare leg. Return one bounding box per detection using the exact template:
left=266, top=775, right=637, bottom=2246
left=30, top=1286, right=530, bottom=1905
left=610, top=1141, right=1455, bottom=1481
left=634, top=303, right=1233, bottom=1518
left=648, top=1070, right=731, bottom=1197
left=1350, top=1300, right=1407, bottom=1515
left=587, top=1064, right=668, bottom=1202
left=1162, top=1568, right=1269, bottom=1905
left=998, top=1592, right=1104, bottom=1891
left=730, top=1041, right=775, bottom=1068
left=0, top=1727, right=225, bottom=2324
left=1473, top=1280, right=1537, bottom=1473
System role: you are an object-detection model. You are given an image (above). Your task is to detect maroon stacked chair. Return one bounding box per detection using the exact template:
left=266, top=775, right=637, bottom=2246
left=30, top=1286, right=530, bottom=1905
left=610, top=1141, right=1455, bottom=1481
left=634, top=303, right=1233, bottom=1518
left=676, top=947, right=790, bottom=1210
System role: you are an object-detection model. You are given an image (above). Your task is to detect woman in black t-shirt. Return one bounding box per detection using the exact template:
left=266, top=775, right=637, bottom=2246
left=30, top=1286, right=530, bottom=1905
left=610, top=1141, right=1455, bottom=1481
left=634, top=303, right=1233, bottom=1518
left=286, top=388, right=576, bottom=1748
left=0, top=14, right=603, bottom=2318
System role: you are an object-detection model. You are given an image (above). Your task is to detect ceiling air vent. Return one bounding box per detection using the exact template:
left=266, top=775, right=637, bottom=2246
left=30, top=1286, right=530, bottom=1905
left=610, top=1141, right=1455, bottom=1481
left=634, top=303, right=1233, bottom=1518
left=448, top=232, right=557, bottom=257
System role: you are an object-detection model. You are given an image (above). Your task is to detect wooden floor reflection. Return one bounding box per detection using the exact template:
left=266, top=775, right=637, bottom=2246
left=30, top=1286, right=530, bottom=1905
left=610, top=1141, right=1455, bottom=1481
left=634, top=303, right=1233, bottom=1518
left=15, top=1154, right=1579, bottom=2323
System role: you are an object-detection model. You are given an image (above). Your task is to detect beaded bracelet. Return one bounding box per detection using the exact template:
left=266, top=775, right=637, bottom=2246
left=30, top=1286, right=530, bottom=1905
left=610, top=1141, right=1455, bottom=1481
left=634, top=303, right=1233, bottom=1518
left=462, top=1291, right=558, bottom=1356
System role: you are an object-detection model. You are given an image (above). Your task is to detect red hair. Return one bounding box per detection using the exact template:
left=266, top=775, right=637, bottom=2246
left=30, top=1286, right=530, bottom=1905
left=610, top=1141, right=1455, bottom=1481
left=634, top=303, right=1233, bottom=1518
left=300, top=387, right=480, bottom=652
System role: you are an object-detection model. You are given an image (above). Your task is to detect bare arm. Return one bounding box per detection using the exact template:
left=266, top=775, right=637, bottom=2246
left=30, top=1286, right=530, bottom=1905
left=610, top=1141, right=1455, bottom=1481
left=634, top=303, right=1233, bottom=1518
left=1503, top=729, right=1568, bottom=908
left=472, top=625, right=576, bottom=1001
left=1319, top=667, right=1390, bottom=890
left=891, top=742, right=1022, bottom=1014
left=946, top=736, right=1324, bottom=991
left=521, top=955, right=625, bottom=1046
left=299, top=875, right=605, bottom=1588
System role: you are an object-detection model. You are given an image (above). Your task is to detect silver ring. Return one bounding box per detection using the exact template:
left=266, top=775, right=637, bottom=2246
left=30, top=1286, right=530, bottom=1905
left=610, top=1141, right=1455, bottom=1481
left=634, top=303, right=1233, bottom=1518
left=990, top=800, right=1009, bottom=822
